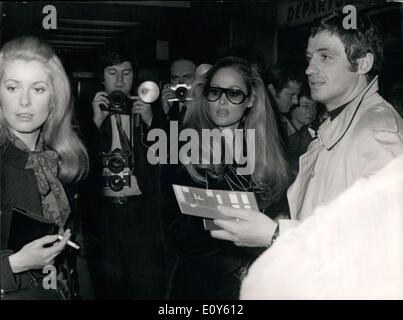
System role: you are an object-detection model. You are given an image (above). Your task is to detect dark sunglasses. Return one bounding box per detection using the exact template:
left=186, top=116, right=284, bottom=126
left=205, top=86, right=250, bottom=105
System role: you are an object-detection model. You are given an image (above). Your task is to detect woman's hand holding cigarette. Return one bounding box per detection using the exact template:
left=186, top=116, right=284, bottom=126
left=8, top=229, right=71, bottom=273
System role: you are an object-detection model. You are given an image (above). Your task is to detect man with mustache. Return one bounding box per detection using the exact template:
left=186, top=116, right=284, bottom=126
left=211, top=12, right=403, bottom=258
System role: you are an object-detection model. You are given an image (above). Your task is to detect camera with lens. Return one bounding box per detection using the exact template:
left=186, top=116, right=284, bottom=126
left=101, top=148, right=132, bottom=192
left=168, top=84, right=192, bottom=102
left=100, top=90, right=133, bottom=114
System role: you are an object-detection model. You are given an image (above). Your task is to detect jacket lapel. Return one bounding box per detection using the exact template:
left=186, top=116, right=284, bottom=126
left=319, top=76, right=379, bottom=150
left=99, top=116, right=113, bottom=151
left=1, top=143, right=43, bottom=215
left=287, top=140, right=322, bottom=220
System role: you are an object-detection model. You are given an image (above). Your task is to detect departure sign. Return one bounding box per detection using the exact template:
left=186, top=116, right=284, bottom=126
left=277, top=0, right=378, bottom=28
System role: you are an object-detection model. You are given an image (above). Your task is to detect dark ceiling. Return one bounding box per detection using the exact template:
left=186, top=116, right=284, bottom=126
left=1, top=0, right=401, bottom=85
left=0, top=1, right=277, bottom=74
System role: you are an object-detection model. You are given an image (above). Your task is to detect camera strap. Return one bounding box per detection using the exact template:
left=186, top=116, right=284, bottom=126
left=115, top=114, right=131, bottom=153
left=179, top=104, right=187, bottom=125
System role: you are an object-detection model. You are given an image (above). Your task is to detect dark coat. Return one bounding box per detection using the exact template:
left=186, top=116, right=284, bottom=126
left=80, top=103, right=166, bottom=197
left=167, top=101, right=187, bottom=125
left=163, top=162, right=275, bottom=299
left=78, top=107, right=166, bottom=237
left=0, top=141, right=79, bottom=299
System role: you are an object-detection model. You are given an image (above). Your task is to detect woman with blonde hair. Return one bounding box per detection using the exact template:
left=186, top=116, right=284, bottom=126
left=0, top=36, right=88, bottom=299
left=164, top=56, right=289, bottom=299
left=185, top=56, right=289, bottom=202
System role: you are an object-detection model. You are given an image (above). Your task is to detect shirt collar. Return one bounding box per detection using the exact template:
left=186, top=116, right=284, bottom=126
left=318, top=76, right=379, bottom=150
left=328, top=102, right=348, bottom=121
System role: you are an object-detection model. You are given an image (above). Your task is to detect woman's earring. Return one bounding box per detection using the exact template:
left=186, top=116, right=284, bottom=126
left=247, top=98, right=254, bottom=108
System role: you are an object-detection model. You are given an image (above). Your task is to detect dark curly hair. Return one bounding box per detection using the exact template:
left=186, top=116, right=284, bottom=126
left=310, top=12, right=383, bottom=81
left=263, top=63, right=303, bottom=93
left=98, top=45, right=139, bottom=81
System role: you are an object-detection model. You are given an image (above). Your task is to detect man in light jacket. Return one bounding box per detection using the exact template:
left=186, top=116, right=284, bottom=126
left=210, top=13, right=403, bottom=259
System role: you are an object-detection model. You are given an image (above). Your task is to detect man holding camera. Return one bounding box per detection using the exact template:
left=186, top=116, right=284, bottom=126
left=161, top=58, right=196, bottom=125
left=82, top=48, right=166, bottom=299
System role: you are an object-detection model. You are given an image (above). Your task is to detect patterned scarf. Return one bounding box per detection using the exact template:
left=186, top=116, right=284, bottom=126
left=9, top=133, right=70, bottom=228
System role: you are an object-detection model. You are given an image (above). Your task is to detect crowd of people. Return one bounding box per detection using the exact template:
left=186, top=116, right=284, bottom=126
left=1, top=11, right=403, bottom=300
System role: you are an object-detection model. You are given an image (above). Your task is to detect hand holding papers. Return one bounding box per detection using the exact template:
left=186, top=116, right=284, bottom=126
left=172, top=184, right=259, bottom=230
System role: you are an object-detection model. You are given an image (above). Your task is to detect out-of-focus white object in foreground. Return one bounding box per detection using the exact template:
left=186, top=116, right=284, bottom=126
left=240, top=153, right=403, bottom=300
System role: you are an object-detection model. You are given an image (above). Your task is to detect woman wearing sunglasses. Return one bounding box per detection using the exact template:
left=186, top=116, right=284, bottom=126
left=164, top=56, right=289, bottom=299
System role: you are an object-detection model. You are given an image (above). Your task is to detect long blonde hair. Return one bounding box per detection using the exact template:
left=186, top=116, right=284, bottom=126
left=0, top=36, right=88, bottom=183
left=185, top=56, right=289, bottom=201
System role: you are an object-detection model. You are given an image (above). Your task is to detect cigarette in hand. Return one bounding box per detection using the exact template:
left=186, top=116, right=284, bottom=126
left=57, top=235, right=80, bottom=250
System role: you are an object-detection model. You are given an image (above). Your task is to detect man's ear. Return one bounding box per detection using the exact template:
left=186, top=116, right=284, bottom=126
left=267, top=84, right=277, bottom=97
left=357, top=52, right=374, bottom=75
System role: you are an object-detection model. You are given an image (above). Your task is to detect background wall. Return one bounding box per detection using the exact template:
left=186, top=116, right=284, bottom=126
left=0, top=1, right=401, bottom=112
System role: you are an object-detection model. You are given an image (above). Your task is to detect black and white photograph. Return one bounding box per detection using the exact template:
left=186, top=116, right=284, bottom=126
left=0, top=0, right=403, bottom=309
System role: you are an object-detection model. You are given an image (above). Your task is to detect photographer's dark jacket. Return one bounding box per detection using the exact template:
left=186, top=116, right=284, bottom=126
left=166, top=101, right=187, bottom=125
left=81, top=103, right=166, bottom=197
left=0, top=139, right=79, bottom=299
left=78, top=102, right=168, bottom=299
